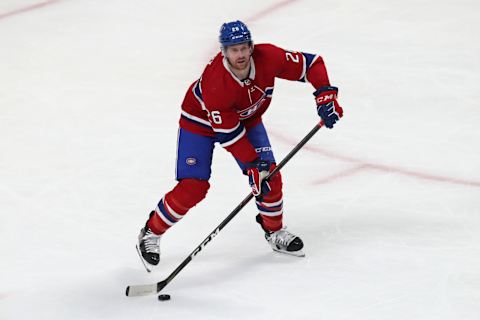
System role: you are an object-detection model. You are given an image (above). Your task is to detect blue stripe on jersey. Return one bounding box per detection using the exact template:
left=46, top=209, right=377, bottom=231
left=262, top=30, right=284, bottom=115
left=158, top=199, right=177, bottom=223
left=193, top=80, right=204, bottom=102
left=303, top=52, right=317, bottom=68
left=265, top=87, right=274, bottom=97
left=299, top=52, right=317, bottom=82
left=215, top=123, right=245, bottom=145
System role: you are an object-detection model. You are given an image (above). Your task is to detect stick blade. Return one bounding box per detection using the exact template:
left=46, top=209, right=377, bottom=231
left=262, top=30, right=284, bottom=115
left=125, top=283, right=158, bottom=297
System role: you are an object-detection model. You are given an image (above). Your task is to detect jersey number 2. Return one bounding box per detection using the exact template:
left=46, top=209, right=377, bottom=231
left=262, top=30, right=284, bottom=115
left=286, top=51, right=300, bottom=63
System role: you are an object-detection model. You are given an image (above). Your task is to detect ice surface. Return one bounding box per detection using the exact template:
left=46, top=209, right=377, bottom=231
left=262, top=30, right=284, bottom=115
left=1, top=0, right=479, bottom=319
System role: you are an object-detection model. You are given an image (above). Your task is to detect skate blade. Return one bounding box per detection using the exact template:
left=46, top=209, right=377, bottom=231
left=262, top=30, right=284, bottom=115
left=272, top=247, right=305, bottom=257
left=135, top=244, right=154, bottom=273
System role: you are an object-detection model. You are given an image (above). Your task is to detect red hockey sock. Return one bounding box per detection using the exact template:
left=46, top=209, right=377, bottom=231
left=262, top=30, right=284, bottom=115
left=148, top=179, right=210, bottom=234
left=259, top=214, right=283, bottom=232
left=256, top=168, right=283, bottom=232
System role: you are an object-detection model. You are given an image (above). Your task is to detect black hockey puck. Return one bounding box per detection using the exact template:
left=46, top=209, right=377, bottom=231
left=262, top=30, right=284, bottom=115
left=158, top=294, right=171, bottom=301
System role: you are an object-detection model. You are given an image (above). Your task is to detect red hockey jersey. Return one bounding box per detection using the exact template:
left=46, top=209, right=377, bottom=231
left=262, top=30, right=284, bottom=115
left=179, top=43, right=330, bottom=163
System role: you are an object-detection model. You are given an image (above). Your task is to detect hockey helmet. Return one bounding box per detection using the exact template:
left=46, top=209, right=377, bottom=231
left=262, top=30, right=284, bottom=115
left=219, top=20, right=252, bottom=48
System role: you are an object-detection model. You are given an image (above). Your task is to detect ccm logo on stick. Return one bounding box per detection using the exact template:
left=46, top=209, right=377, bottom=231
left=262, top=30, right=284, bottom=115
left=190, top=228, right=220, bottom=259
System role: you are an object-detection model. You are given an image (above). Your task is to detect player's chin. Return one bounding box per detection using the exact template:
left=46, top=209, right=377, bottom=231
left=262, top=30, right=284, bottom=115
left=234, top=60, right=248, bottom=69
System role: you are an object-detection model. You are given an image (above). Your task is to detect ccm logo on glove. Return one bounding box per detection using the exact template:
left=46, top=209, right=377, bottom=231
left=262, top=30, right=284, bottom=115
left=315, top=93, right=336, bottom=104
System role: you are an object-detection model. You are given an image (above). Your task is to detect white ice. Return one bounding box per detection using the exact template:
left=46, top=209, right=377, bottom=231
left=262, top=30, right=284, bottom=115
left=1, top=0, right=480, bottom=319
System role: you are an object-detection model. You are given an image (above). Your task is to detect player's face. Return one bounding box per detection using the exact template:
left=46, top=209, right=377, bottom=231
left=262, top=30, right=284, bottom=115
left=225, top=43, right=252, bottom=71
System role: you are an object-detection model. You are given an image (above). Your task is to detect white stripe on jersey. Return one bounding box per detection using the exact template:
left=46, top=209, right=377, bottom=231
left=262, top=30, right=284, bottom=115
left=181, top=110, right=211, bottom=127
left=300, top=53, right=307, bottom=81
left=192, top=79, right=207, bottom=110
left=212, top=122, right=240, bottom=134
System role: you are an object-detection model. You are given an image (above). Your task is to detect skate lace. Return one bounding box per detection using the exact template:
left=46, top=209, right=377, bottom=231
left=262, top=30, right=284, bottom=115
left=271, top=228, right=296, bottom=246
left=143, top=229, right=161, bottom=253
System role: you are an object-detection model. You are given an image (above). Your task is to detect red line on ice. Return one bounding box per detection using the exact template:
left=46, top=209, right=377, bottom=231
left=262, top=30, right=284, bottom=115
left=312, top=164, right=368, bottom=185
left=0, top=0, right=59, bottom=20
left=197, top=0, right=479, bottom=189
left=245, top=0, right=300, bottom=23
left=205, top=0, right=300, bottom=59
left=270, top=131, right=480, bottom=188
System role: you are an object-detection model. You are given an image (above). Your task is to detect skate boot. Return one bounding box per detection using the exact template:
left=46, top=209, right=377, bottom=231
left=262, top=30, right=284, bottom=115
left=136, top=211, right=162, bottom=272
left=256, top=214, right=305, bottom=257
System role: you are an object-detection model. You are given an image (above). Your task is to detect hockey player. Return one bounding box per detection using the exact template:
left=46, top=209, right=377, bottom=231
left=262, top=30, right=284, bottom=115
left=136, top=20, right=343, bottom=271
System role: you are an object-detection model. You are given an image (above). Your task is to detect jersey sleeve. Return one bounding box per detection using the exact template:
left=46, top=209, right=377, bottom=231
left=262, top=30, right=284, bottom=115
left=264, top=44, right=331, bottom=89
left=198, top=78, right=258, bottom=164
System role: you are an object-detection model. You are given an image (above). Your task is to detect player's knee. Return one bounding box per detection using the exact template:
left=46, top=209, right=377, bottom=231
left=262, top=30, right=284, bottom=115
left=174, top=178, right=210, bottom=208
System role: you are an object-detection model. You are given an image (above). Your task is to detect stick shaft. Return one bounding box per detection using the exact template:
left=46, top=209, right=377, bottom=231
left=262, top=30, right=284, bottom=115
left=126, top=121, right=324, bottom=296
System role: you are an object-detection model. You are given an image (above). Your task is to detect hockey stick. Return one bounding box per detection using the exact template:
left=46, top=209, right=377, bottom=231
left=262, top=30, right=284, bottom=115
left=125, top=120, right=325, bottom=297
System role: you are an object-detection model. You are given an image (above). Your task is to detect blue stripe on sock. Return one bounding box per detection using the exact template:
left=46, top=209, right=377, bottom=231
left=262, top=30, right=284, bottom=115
left=158, top=199, right=176, bottom=223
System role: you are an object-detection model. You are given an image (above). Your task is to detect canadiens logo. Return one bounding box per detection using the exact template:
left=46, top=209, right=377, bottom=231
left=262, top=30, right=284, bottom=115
left=239, top=101, right=263, bottom=119
left=238, top=94, right=267, bottom=119
left=238, top=85, right=273, bottom=120
left=186, top=158, right=197, bottom=165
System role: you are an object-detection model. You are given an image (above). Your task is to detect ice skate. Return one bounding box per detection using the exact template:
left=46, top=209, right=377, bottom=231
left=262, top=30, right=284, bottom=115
left=256, top=214, right=305, bottom=257
left=136, top=212, right=162, bottom=272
